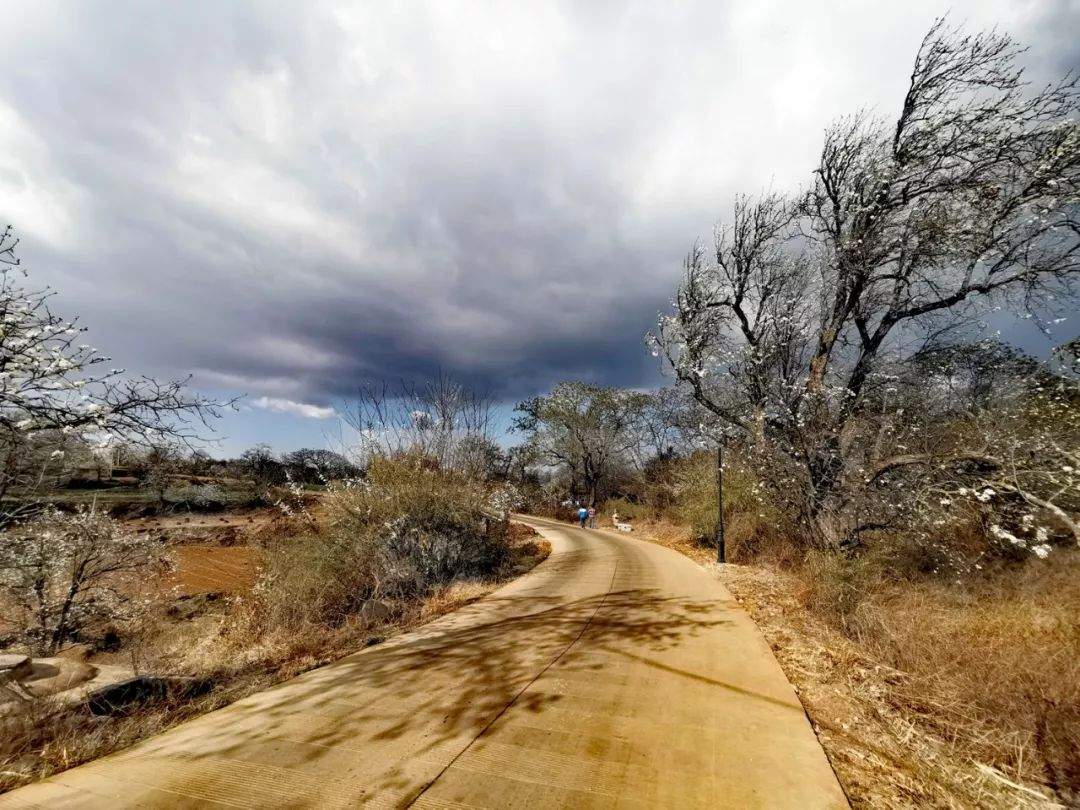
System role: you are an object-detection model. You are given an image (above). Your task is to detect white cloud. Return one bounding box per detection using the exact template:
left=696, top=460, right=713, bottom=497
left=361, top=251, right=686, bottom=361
left=250, top=396, right=336, bottom=420
left=0, top=101, right=86, bottom=251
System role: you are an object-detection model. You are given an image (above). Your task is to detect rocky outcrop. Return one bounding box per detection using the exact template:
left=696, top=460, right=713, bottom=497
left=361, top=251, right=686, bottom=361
left=360, top=599, right=393, bottom=627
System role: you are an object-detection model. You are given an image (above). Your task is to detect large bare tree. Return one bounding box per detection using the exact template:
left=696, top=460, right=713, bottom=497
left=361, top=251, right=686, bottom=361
left=654, top=20, right=1080, bottom=547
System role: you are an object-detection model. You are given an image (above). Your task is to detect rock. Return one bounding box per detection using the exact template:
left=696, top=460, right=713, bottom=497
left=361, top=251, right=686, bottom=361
left=0, top=654, right=32, bottom=683
left=58, top=643, right=93, bottom=662
left=21, top=660, right=94, bottom=698
left=360, top=599, right=393, bottom=627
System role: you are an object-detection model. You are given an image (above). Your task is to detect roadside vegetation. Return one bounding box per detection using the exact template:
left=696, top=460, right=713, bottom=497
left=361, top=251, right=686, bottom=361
left=510, top=20, right=1080, bottom=808
left=0, top=425, right=545, bottom=792
left=0, top=235, right=546, bottom=792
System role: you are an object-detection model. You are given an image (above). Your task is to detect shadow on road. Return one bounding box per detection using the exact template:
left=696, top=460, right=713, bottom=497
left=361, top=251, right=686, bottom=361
left=134, top=587, right=730, bottom=802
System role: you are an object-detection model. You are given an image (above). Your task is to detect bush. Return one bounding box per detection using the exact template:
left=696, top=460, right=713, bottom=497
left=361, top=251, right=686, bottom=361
left=797, top=550, right=883, bottom=632
left=660, top=452, right=789, bottom=561
left=604, top=496, right=649, bottom=523
left=0, top=508, right=169, bottom=655
left=252, top=457, right=509, bottom=632
left=167, top=484, right=230, bottom=511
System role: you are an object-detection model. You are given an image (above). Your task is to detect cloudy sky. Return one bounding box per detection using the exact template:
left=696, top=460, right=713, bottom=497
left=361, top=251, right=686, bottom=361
left=2, top=1, right=1077, bottom=454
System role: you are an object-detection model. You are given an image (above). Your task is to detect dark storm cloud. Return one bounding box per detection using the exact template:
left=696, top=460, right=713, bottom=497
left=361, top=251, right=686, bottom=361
left=1, top=1, right=1076, bottom=417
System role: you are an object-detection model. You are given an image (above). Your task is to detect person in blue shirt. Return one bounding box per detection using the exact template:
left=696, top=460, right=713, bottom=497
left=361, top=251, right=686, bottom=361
left=577, top=505, right=588, bottom=528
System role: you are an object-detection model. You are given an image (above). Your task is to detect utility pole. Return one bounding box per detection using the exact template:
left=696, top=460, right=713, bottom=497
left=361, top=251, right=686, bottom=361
left=716, top=439, right=725, bottom=564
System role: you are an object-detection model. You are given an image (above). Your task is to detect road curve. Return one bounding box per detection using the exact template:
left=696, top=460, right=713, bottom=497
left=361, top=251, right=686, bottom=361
left=1, top=517, right=847, bottom=809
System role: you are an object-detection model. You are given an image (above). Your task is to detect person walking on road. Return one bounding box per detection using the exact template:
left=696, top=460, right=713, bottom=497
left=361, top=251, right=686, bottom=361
left=587, top=506, right=597, bottom=528
left=577, top=505, right=588, bottom=528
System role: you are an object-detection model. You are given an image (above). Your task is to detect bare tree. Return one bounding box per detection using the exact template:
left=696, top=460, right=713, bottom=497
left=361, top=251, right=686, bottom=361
left=654, top=20, right=1080, bottom=547
left=341, top=374, right=497, bottom=473
left=635, top=387, right=702, bottom=460
left=239, top=442, right=285, bottom=492
left=138, top=443, right=184, bottom=507
left=281, top=448, right=360, bottom=484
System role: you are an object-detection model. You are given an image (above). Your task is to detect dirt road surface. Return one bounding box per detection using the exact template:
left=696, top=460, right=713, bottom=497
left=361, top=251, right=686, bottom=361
left=0, top=517, right=847, bottom=808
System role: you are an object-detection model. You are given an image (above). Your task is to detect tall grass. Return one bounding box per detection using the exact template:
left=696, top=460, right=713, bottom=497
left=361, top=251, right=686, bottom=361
left=858, top=556, right=1080, bottom=795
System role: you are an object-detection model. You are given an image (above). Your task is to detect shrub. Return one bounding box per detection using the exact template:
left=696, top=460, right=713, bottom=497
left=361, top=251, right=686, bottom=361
left=0, top=508, right=169, bottom=655
left=797, top=550, right=883, bottom=633
left=830, top=553, right=1080, bottom=796
left=167, top=484, right=229, bottom=511
left=604, top=496, right=649, bottom=523
left=663, top=452, right=789, bottom=561
left=252, top=457, right=509, bottom=632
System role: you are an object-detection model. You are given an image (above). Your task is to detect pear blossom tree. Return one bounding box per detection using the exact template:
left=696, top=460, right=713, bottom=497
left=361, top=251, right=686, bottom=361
left=855, top=341, right=1080, bottom=560
left=933, top=363, right=1079, bottom=549
left=0, top=226, right=228, bottom=522
left=0, top=506, right=169, bottom=655
left=653, top=20, right=1080, bottom=549
left=961, top=401, right=1078, bottom=551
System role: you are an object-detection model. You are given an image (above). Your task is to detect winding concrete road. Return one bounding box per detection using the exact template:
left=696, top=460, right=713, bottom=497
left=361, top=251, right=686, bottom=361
left=1, top=517, right=847, bottom=809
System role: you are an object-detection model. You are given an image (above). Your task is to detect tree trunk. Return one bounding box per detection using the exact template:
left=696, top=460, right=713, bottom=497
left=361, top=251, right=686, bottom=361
left=804, top=439, right=854, bottom=550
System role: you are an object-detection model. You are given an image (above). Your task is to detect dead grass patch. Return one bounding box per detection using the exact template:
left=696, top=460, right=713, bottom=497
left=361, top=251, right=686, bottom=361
left=624, top=518, right=1074, bottom=809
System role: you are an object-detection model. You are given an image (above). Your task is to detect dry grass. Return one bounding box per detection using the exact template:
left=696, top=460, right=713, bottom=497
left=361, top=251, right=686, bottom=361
left=253, top=459, right=517, bottom=632
left=623, top=518, right=1075, bottom=809
left=847, top=559, right=1080, bottom=803
left=0, top=524, right=549, bottom=794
